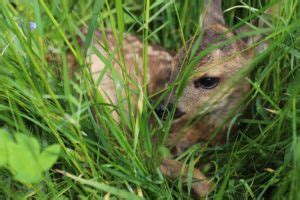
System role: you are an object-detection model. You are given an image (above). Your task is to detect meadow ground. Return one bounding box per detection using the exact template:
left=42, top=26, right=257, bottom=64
left=0, top=0, right=299, bottom=199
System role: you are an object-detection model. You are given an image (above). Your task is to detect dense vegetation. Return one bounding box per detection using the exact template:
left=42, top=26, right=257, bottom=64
left=0, top=0, right=299, bottom=199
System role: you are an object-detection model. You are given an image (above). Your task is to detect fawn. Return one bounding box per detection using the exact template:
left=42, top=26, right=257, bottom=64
left=68, top=0, right=272, bottom=197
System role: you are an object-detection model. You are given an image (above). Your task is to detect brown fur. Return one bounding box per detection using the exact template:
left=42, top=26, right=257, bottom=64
left=167, top=24, right=252, bottom=153
left=83, top=29, right=173, bottom=119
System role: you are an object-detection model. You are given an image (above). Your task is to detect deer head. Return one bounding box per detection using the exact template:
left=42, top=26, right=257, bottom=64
left=163, top=0, right=256, bottom=153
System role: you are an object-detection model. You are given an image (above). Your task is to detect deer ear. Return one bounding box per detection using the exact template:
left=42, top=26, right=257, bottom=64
left=235, top=3, right=280, bottom=53
left=200, top=0, right=225, bottom=29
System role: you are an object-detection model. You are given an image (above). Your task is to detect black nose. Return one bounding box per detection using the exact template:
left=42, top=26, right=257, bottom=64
left=154, top=102, right=185, bottom=120
left=174, top=108, right=185, bottom=119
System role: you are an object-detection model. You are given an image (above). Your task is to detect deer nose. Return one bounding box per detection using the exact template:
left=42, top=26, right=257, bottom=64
left=155, top=102, right=185, bottom=120
left=174, top=107, right=186, bottom=119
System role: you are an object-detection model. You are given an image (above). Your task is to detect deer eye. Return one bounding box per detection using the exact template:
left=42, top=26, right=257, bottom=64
left=194, top=77, right=220, bottom=89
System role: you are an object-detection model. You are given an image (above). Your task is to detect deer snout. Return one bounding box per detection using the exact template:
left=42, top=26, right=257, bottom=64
left=154, top=102, right=185, bottom=120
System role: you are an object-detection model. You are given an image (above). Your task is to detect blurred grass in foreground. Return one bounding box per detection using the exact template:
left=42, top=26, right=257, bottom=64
left=0, top=0, right=299, bottom=199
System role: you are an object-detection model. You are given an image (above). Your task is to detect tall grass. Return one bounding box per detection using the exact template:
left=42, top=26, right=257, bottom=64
left=0, top=0, right=299, bottom=199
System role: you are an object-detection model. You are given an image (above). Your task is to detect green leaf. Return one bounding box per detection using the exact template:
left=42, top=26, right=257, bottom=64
left=8, top=141, right=42, bottom=183
left=15, top=134, right=41, bottom=158
left=0, top=130, right=62, bottom=184
left=5, top=133, right=61, bottom=184
left=39, top=144, right=61, bottom=171
left=14, top=170, right=43, bottom=184
left=0, top=129, right=12, bottom=166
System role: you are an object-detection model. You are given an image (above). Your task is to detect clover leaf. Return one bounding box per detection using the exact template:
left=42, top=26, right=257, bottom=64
left=0, top=129, right=61, bottom=184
